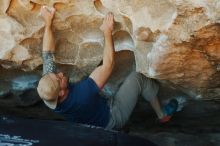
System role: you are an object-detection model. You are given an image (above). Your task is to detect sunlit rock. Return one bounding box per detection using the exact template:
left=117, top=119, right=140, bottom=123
left=0, top=0, right=219, bottom=99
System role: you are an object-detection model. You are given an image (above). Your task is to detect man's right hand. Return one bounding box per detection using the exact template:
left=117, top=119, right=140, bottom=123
left=99, top=12, right=114, bottom=35
left=40, top=6, right=56, bottom=26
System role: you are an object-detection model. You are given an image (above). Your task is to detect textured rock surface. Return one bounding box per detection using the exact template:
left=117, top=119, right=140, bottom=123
left=0, top=0, right=219, bottom=99
left=127, top=100, right=220, bottom=146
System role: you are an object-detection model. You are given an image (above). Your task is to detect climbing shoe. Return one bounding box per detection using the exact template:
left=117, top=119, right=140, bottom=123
left=160, top=99, right=178, bottom=123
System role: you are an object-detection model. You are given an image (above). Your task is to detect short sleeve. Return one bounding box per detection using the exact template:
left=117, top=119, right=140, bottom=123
left=86, top=77, right=101, bottom=94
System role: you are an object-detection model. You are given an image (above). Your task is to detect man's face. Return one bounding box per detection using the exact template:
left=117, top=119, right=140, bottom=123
left=55, top=72, right=69, bottom=89
left=49, top=72, right=69, bottom=91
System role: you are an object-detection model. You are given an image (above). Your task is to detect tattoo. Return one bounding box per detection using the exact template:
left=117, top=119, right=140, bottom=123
left=42, top=52, right=56, bottom=75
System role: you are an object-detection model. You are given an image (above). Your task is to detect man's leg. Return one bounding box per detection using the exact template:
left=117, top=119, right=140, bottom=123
left=149, top=96, right=164, bottom=119
left=106, top=72, right=160, bottom=129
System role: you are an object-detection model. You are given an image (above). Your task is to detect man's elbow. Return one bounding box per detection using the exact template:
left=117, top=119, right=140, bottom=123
left=110, top=60, right=115, bottom=70
left=103, top=60, right=115, bottom=72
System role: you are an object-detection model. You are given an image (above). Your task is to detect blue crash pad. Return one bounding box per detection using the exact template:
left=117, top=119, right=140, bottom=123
left=0, top=116, right=157, bottom=146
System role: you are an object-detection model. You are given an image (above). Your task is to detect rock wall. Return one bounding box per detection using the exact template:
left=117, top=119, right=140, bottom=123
left=0, top=0, right=219, bottom=99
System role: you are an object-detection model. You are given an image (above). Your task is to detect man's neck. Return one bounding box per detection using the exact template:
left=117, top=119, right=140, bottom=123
left=58, top=88, right=69, bottom=103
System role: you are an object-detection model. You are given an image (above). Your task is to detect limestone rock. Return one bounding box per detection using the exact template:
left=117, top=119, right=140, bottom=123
left=0, top=0, right=219, bottom=99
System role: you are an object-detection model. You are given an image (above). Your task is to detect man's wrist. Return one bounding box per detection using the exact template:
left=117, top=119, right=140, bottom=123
left=45, top=20, right=53, bottom=28
left=45, top=23, right=52, bottom=28
left=103, top=30, right=112, bottom=36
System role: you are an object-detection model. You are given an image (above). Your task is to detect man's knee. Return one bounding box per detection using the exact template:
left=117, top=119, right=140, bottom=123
left=127, top=71, right=142, bottom=81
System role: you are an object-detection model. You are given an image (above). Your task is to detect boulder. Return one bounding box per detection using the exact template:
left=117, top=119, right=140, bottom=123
left=0, top=0, right=219, bottom=99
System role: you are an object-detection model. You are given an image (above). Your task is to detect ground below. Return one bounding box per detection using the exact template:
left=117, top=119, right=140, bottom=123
left=1, top=97, right=220, bottom=146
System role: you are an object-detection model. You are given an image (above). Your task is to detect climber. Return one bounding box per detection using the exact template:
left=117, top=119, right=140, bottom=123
left=37, top=6, right=178, bottom=130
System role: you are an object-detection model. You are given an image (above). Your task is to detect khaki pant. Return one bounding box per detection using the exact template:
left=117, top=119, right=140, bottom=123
left=106, top=72, right=159, bottom=129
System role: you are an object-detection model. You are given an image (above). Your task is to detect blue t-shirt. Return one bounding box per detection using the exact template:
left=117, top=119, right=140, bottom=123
left=54, top=77, right=110, bottom=128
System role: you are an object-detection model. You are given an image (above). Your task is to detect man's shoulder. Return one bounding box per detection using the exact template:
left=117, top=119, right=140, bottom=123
left=68, top=77, right=100, bottom=99
left=75, top=77, right=99, bottom=91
